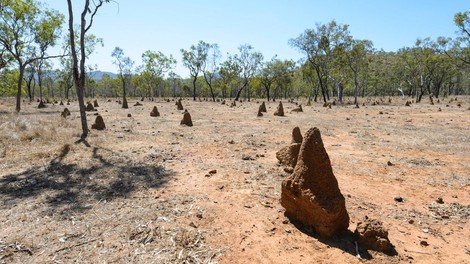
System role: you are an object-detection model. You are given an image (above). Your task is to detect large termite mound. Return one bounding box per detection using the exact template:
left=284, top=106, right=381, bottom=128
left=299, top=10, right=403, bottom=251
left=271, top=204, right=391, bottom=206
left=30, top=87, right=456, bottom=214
left=180, top=111, right=193, bottom=127
left=274, top=101, right=284, bottom=116
left=281, top=127, right=349, bottom=237
left=91, top=115, right=106, bottom=130
left=150, top=106, right=160, bottom=117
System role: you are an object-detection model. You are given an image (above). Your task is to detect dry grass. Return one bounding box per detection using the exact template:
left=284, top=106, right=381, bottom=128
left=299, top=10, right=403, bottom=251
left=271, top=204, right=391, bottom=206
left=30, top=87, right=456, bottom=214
left=0, top=96, right=469, bottom=263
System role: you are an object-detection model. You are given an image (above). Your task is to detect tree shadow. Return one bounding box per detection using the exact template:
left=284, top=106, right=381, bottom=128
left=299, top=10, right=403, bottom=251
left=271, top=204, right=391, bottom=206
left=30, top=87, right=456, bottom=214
left=286, top=213, right=398, bottom=260
left=0, top=142, right=175, bottom=215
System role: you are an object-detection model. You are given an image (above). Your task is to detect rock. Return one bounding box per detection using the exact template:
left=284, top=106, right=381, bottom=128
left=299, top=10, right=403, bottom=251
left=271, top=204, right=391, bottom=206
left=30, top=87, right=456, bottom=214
left=260, top=101, right=267, bottom=112
left=242, top=154, right=255, bottom=160
left=387, top=161, right=394, bottom=166
left=436, top=197, right=444, bottom=204
left=274, top=101, right=284, bottom=116
left=354, top=217, right=393, bottom=254
left=394, top=196, right=404, bottom=202
left=93, top=99, right=99, bottom=107
left=91, top=115, right=106, bottom=130
left=281, top=127, right=349, bottom=237
left=405, top=101, right=411, bottom=106
left=221, top=100, right=225, bottom=105
left=134, top=102, right=143, bottom=106
left=177, top=99, right=184, bottom=110
left=59, top=101, right=64, bottom=106
left=231, top=101, right=236, bottom=107
left=127, top=113, right=132, bottom=117
left=180, top=111, right=193, bottom=126
left=150, top=106, right=160, bottom=117
left=86, top=102, right=95, bottom=111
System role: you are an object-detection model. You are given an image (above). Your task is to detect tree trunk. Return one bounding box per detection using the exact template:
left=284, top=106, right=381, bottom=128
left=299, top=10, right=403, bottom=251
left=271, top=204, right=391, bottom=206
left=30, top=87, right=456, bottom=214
left=338, top=82, right=344, bottom=104
left=16, top=64, right=25, bottom=112
left=192, top=75, right=197, bottom=101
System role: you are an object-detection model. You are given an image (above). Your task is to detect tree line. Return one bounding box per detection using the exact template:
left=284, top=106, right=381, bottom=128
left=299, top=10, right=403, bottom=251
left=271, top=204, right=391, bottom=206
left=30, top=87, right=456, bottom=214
left=2, top=0, right=470, bottom=111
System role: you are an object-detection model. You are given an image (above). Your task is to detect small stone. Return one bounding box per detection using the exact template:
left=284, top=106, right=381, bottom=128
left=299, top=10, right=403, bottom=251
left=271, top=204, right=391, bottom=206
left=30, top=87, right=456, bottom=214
left=208, top=169, right=217, bottom=175
left=420, top=240, right=429, bottom=247
left=242, top=154, right=254, bottom=161
left=436, top=197, right=444, bottom=204
left=394, top=196, right=404, bottom=202
left=387, top=161, right=394, bottom=166
left=127, top=113, right=132, bottom=117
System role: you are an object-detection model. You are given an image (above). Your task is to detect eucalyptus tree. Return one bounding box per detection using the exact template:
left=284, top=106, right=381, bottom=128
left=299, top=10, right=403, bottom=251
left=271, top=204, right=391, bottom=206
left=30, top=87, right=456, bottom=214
left=181, top=40, right=209, bottom=100
left=60, top=33, right=103, bottom=99
left=168, top=71, right=182, bottom=97
left=290, top=20, right=350, bottom=103
left=112, top=47, right=134, bottom=108
left=202, top=43, right=221, bottom=101
left=66, top=0, right=111, bottom=140
left=0, top=0, right=64, bottom=112
left=452, top=11, right=470, bottom=65
left=219, top=55, right=240, bottom=99
left=343, top=39, right=373, bottom=104
left=300, top=62, right=319, bottom=103
left=141, top=50, right=176, bottom=97
left=232, top=44, right=263, bottom=101
left=260, top=56, right=277, bottom=101
left=272, top=59, right=295, bottom=100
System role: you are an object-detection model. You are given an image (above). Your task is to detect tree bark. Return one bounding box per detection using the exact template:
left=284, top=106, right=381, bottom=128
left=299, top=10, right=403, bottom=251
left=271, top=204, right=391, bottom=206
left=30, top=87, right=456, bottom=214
left=16, top=64, right=25, bottom=112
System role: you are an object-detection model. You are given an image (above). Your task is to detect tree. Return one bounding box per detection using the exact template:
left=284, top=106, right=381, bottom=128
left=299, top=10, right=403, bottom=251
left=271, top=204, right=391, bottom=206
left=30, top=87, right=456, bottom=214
left=141, top=50, right=176, bottom=97
left=59, top=33, right=103, bottom=99
left=344, top=39, right=373, bottom=104
left=0, top=0, right=64, bottom=112
left=260, top=56, right=277, bottom=101
left=452, top=11, right=470, bottom=65
left=290, top=20, right=350, bottom=103
left=233, top=44, right=263, bottom=101
left=112, top=47, right=134, bottom=108
left=219, top=55, right=240, bottom=99
left=181, top=40, right=209, bottom=100
left=66, top=0, right=110, bottom=140
left=202, top=43, right=221, bottom=101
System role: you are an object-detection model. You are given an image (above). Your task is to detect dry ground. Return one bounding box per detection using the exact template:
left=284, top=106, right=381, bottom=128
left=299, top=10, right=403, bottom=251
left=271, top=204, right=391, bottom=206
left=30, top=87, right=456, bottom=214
left=0, top=96, right=469, bottom=264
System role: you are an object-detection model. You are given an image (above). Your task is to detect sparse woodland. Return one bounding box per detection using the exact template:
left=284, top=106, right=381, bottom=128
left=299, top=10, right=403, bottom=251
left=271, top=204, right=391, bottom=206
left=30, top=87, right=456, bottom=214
left=1, top=1, right=470, bottom=264
left=1, top=1, right=470, bottom=107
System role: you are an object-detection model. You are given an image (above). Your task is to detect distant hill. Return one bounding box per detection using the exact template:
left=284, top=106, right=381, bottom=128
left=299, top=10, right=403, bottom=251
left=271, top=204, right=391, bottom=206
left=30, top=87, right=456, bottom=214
left=89, top=71, right=117, bottom=80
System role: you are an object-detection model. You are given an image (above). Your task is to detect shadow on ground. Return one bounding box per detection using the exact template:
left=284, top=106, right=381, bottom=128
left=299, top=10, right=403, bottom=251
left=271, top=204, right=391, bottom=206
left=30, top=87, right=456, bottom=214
left=0, top=142, right=175, bottom=215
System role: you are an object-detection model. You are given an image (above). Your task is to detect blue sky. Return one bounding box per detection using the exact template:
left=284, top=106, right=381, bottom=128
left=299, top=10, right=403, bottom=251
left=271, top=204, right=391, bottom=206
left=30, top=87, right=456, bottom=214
left=47, top=0, right=468, bottom=78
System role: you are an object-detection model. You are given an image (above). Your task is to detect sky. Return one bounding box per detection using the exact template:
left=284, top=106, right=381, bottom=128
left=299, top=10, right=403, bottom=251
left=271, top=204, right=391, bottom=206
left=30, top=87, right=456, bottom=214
left=46, top=0, right=469, bottom=78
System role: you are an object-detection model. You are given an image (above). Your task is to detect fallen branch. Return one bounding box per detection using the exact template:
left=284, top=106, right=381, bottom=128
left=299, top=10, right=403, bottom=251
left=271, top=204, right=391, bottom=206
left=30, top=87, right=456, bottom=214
left=53, top=238, right=97, bottom=254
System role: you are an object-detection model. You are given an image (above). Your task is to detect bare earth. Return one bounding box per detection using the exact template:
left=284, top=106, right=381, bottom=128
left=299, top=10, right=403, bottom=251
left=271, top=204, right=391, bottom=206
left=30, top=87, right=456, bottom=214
left=0, top=96, right=469, bottom=264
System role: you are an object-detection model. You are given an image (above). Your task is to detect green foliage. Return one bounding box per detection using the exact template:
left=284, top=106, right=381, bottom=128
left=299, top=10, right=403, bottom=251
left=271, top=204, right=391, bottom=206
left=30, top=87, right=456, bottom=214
left=0, top=68, right=20, bottom=96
